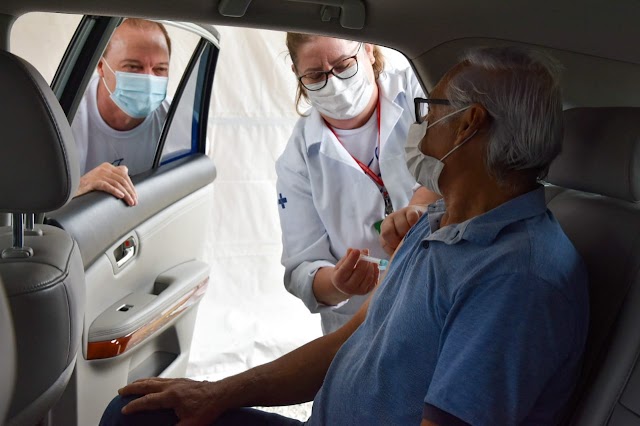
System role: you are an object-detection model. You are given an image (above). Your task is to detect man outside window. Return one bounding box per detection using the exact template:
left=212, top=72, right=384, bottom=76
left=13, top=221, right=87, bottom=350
left=72, top=18, right=171, bottom=206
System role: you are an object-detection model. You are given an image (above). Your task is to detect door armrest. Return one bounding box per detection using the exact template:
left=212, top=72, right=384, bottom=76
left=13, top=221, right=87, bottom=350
left=86, top=260, right=209, bottom=360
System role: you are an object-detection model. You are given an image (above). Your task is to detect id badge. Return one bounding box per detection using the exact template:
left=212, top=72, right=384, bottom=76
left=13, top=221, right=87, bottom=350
left=374, top=190, right=394, bottom=234
left=382, top=190, right=393, bottom=216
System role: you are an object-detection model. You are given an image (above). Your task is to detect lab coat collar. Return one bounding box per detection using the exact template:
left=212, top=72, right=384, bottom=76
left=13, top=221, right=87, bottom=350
left=304, top=72, right=405, bottom=167
left=377, top=71, right=405, bottom=152
left=304, top=109, right=354, bottom=167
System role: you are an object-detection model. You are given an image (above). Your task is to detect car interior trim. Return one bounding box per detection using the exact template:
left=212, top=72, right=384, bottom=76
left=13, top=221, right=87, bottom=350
left=86, top=276, right=208, bottom=360
left=546, top=107, right=640, bottom=202
left=46, top=154, right=217, bottom=268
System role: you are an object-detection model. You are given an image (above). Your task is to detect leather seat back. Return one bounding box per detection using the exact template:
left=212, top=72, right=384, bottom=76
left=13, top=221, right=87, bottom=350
left=0, top=50, right=85, bottom=426
left=0, top=278, right=15, bottom=424
left=544, top=107, right=640, bottom=425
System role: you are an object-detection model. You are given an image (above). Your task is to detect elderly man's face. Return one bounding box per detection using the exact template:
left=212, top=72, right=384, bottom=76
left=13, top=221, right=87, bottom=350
left=99, top=24, right=170, bottom=91
left=419, top=73, right=458, bottom=159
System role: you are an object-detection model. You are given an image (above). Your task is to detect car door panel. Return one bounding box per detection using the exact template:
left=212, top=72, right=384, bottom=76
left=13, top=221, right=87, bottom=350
left=47, top=154, right=216, bottom=268
left=49, top=173, right=214, bottom=425
left=86, top=260, right=210, bottom=360
left=42, top=16, right=220, bottom=425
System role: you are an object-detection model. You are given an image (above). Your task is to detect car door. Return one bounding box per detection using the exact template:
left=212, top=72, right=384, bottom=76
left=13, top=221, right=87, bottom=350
left=18, top=15, right=220, bottom=425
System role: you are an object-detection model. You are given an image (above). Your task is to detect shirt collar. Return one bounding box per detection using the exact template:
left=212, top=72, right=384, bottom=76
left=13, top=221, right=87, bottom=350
left=424, top=186, right=547, bottom=246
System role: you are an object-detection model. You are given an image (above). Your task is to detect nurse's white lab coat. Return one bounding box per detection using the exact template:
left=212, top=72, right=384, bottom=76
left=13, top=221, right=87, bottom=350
left=276, top=67, right=424, bottom=334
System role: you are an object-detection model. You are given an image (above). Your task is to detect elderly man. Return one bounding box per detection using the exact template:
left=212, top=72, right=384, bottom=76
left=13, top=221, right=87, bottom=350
left=100, top=46, right=589, bottom=426
left=72, top=18, right=171, bottom=206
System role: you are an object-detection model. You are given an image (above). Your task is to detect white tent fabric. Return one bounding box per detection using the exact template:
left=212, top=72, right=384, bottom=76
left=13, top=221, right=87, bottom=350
left=193, top=27, right=413, bottom=381
left=10, top=14, right=412, bottom=383
left=189, top=27, right=323, bottom=381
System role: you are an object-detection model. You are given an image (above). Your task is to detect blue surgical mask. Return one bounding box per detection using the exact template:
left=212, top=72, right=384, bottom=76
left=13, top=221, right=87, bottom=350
left=102, top=59, right=168, bottom=119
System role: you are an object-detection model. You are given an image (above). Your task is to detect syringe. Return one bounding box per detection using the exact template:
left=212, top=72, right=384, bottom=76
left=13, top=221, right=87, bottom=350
left=359, top=254, right=389, bottom=271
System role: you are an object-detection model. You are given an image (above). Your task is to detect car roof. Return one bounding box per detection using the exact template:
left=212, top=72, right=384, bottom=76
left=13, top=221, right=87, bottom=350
left=3, top=0, right=639, bottom=107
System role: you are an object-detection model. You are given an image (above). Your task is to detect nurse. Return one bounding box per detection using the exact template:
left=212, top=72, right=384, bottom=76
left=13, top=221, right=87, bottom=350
left=276, top=33, right=438, bottom=334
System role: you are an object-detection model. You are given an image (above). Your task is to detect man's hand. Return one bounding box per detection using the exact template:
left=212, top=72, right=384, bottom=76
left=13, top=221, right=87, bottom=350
left=331, top=248, right=380, bottom=297
left=119, top=378, right=226, bottom=426
left=75, top=162, right=138, bottom=206
left=379, top=205, right=427, bottom=255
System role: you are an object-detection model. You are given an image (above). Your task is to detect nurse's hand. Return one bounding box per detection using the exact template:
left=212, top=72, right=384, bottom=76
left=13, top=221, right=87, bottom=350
left=379, top=205, right=427, bottom=255
left=331, top=248, right=380, bottom=297
left=312, top=249, right=380, bottom=306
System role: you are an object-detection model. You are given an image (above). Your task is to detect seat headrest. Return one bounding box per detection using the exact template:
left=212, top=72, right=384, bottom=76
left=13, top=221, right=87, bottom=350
left=0, top=51, right=79, bottom=213
left=546, top=107, right=640, bottom=202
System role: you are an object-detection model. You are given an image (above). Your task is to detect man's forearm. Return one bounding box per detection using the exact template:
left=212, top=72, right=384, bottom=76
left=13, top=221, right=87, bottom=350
left=217, top=300, right=368, bottom=408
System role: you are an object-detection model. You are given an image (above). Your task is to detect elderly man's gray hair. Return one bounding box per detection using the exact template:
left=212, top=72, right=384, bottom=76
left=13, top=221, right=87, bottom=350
left=447, top=46, right=563, bottom=183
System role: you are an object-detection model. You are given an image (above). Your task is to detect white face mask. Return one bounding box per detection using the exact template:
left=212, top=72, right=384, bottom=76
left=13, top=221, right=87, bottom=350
left=405, top=106, right=475, bottom=195
left=305, top=64, right=374, bottom=121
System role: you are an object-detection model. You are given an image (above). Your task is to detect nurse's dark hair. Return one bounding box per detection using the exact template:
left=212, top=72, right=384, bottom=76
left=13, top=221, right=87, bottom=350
left=286, top=32, right=385, bottom=116
left=104, top=18, right=172, bottom=58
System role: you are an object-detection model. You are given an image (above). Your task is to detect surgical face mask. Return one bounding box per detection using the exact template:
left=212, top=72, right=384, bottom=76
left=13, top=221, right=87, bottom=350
left=405, top=106, right=475, bottom=195
left=305, top=63, right=374, bottom=121
left=102, top=59, right=168, bottom=119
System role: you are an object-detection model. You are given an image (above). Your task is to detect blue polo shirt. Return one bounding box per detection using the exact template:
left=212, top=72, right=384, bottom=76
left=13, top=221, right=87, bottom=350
left=308, top=187, right=589, bottom=425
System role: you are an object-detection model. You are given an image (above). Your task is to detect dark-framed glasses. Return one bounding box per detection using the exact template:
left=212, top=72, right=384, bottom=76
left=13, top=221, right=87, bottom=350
left=414, top=97, right=452, bottom=124
left=298, top=42, right=363, bottom=91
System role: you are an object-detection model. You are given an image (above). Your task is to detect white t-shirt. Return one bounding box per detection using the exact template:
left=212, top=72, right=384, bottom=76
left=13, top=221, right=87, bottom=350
left=71, top=77, right=169, bottom=175
left=332, top=108, right=380, bottom=176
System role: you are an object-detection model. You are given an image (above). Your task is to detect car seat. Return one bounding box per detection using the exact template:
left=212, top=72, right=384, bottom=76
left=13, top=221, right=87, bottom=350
left=0, top=278, right=15, bottom=424
left=545, top=107, right=640, bottom=425
left=0, top=50, right=85, bottom=426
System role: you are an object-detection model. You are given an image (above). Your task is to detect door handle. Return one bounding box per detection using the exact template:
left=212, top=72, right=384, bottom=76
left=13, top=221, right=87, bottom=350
left=115, top=237, right=136, bottom=268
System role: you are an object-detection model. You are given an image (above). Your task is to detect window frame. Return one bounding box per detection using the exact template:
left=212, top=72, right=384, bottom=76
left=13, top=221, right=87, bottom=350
left=153, top=38, right=220, bottom=166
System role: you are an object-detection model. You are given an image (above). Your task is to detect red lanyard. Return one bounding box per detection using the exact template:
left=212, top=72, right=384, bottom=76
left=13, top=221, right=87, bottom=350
left=327, top=99, right=382, bottom=184
left=326, top=99, right=393, bottom=215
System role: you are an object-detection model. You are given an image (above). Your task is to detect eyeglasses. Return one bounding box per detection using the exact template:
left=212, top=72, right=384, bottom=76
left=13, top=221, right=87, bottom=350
left=298, top=43, right=363, bottom=91
left=414, top=97, right=452, bottom=124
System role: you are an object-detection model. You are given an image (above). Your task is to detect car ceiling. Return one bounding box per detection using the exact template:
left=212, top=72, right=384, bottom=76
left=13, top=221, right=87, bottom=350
left=2, top=0, right=639, bottom=107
